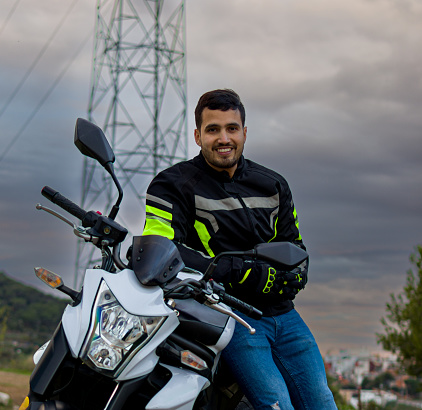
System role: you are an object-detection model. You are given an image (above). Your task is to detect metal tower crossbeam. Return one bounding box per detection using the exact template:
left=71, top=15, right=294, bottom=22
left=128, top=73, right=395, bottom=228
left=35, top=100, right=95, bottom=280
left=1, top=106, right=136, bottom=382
left=75, top=0, right=187, bottom=286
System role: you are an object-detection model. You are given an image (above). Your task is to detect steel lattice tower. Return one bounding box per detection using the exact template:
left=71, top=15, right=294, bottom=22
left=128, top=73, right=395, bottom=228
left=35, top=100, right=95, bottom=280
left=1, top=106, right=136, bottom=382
left=75, top=0, right=187, bottom=286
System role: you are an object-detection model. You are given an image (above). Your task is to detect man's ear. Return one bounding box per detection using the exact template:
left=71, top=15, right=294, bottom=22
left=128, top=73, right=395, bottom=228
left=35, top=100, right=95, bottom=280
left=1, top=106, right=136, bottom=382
left=194, top=129, right=201, bottom=147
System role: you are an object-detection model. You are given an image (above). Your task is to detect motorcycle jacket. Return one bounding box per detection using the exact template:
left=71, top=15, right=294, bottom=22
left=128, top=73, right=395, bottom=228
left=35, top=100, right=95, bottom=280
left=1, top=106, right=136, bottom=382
left=143, top=152, right=306, bottom=316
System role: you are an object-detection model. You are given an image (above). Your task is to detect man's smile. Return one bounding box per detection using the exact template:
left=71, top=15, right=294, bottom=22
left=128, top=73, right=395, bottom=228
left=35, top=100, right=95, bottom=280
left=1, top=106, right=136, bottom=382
left=216, top=146, right=234, bottom=154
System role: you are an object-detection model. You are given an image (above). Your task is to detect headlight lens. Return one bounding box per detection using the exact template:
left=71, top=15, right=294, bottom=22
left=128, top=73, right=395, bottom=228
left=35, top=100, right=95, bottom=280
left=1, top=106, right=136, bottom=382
left=82, top=280, right=166, bottom=375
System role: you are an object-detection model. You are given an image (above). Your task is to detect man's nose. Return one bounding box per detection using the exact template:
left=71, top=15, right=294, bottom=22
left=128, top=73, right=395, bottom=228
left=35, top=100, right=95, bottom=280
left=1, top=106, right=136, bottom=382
left=218, top=131, right=230, bottom=143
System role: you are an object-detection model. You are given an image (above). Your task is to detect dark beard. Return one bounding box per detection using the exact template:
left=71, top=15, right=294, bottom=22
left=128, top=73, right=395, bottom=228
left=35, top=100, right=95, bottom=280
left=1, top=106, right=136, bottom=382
left=212, top=156, right=239, bottom=170
left=202, top=152, right=240, bottom=172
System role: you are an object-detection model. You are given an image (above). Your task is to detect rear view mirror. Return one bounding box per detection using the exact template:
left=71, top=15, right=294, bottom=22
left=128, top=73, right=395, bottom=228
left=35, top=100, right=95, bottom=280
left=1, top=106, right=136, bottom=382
left=254, top=242, right=308, bottom=270
left=74, top=118, right=115, bottom=167
left=74, top=118, right=122, bottom=220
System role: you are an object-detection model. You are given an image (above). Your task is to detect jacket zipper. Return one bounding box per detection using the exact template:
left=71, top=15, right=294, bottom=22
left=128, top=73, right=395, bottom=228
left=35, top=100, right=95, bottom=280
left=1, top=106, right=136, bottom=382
left=229, top=180, right=256, bottom=237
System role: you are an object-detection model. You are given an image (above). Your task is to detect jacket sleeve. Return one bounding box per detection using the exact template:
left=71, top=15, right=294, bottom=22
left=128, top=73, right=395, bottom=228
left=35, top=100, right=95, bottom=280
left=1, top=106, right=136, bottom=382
left=272, top=179, right=309, bottom=281
left=142, top=168, right=224, bottom=276
left=273, top=178, right=306, bottom=250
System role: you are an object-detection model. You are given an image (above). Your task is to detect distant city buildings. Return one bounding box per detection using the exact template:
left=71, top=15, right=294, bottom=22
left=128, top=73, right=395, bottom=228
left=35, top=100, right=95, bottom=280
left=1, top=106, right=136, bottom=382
left=324, top=348, right=398, bottom=385
left=324, top=349, right=404, bottom=408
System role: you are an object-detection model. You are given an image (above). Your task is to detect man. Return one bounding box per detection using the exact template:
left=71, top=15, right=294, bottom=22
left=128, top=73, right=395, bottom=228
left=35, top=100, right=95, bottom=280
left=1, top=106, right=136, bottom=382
left=142, top=89, right=337, bottom=409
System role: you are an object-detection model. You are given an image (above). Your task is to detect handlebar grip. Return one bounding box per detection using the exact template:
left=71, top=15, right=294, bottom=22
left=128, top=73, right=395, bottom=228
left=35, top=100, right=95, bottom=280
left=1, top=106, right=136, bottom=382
left=42, top=186, right=87, bottom=221
left=220, top=292, right=262, bottom=320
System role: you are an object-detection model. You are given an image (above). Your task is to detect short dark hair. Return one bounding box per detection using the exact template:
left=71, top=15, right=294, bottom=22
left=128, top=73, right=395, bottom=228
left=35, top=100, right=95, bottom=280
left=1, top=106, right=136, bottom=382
left=194, top=89, right=246, bottom=130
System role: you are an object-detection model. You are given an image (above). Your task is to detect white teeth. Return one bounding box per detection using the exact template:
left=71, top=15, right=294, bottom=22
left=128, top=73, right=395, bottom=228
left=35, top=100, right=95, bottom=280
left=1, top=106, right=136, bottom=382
left=217, top=148, right=231, bottom=153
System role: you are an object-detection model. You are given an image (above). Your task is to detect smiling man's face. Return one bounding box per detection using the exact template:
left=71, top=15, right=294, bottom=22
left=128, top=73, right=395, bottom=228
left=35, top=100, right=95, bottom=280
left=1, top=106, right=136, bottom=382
left=194, top=108, right=247, bottom=178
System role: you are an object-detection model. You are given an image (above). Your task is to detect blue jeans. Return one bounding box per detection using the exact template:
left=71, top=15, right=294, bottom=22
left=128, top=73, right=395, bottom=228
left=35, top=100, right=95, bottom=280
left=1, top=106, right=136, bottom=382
left=222, top=309, right=337, bottom=410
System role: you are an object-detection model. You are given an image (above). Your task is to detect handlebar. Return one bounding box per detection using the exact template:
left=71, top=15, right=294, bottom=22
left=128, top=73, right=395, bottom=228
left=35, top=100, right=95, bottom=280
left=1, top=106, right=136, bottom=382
left=169, top=278, right=262, bottom=321
left=207, top=279, right=262, bottom=320
left=42, top=186, right=87, bottom=221
left=218, top=291, right=262, bottom=320
left=41, top=186, right=102, bottom=230
left=37, top=190, right=129, bottom=270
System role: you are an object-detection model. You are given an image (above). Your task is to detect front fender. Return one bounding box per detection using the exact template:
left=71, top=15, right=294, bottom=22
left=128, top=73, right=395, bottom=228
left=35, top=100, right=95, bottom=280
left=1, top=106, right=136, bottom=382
left=146, top=364, right=209, bottom=410
left=29, top=323, right=70, bottom=396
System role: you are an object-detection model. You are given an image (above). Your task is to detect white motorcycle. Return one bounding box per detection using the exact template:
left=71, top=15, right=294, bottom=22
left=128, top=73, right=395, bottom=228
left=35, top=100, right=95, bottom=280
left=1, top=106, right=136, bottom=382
left=20, top=119, right=308, bottom=410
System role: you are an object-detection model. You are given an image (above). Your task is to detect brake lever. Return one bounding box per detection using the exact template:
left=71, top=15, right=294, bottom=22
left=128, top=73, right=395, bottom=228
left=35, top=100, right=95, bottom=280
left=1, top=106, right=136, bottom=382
left=36, top=203, right=99, bottom=244
left=36, top=203, right=75, bottom=227
left=203, top=293, right=256, bottom=335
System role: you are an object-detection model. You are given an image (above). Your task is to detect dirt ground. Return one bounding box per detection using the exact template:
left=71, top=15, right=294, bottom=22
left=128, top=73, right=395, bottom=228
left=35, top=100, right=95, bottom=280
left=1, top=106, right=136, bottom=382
left=0, top=370, right=30, bottom=407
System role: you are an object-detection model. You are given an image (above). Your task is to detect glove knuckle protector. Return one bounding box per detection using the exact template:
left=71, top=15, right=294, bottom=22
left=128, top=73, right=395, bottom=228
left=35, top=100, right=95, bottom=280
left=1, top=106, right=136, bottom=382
left=228, top=255, right=308, bottom=302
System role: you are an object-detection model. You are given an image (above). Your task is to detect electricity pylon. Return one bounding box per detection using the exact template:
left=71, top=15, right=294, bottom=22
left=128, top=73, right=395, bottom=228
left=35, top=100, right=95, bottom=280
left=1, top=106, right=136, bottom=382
left=75, top=0, right=187, bottom=286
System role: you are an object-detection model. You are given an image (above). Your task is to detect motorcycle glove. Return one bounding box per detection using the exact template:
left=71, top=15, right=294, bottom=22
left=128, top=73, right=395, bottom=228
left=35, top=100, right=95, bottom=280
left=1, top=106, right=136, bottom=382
left=230, top=259, right=286, bottom=295
left=230, top=258, right=308, bottom=301
left=275, top=263, right=308, bottom=300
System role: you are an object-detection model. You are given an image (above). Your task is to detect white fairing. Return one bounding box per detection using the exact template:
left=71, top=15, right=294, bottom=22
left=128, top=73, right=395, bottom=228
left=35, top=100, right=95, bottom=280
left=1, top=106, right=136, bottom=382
left=145, top=364, right=210, bottom=410
left=53, top=267, right=235, bottom=407
left=33, top=341, right=50, bottom=365
left=62, top=268, right=179, bottom=379
left=205, top=315, right=235, bottom=356
left=177, top=270, right=236, bottom=356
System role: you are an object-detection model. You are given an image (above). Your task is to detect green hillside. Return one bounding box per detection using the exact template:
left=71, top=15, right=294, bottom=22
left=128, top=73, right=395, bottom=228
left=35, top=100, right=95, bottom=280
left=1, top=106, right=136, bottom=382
left=0, top=271, right=69, bottom=367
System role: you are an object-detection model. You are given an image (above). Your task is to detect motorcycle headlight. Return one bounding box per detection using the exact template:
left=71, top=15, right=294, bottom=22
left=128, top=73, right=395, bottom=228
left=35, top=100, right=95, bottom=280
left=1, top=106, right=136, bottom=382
left=81, top=280, right=166, bottom=375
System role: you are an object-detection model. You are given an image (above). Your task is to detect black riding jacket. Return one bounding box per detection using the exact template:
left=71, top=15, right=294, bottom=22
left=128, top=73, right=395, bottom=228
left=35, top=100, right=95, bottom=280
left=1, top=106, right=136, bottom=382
left=143, top=152, right=305, bottom=316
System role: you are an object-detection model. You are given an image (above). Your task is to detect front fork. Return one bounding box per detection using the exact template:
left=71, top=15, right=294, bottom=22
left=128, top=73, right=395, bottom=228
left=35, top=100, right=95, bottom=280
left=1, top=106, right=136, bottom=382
left=20, top=322, right=71, bottom=409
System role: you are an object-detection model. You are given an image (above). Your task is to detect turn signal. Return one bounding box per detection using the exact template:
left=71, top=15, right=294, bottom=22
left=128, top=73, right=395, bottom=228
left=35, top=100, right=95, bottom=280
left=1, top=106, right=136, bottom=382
left=180, top=350, right=208, bottom=370
left=35, top=267, right=63, bottom=289
left=19, top=396, right=29, bottom=410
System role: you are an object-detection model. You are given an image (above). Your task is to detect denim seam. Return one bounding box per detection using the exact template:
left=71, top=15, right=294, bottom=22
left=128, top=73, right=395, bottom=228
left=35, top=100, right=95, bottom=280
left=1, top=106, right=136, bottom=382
left=271, top=350, right=309, bottom=410
left=272, top=315, right=309, bottom=410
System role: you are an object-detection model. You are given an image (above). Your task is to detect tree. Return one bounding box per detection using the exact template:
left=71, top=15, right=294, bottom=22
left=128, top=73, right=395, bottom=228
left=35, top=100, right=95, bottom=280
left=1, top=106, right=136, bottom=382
left=362, top=372, right=395, bottom=390
left=405, top=378, right=422, bottom=397
left=377, top=245, right=422, bottom=376
left=0, top=306, right=8, bottom=347
left=326, top=373, right=355, bottom=410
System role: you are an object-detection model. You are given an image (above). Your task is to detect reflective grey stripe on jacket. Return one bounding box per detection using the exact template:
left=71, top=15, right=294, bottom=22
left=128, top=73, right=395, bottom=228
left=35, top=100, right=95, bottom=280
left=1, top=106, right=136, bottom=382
left=195, top=193, right=280, bottom=233
left=146, top=193, right=173, bottom=210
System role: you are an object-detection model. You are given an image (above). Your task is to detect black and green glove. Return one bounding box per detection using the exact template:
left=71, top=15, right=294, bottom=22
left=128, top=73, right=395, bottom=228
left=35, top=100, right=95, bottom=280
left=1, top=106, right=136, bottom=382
left=230, top=259, right=308, bottom=301
left=275, top=266, right=308, bottom=300
left=234, top=260, right=281, bottom=294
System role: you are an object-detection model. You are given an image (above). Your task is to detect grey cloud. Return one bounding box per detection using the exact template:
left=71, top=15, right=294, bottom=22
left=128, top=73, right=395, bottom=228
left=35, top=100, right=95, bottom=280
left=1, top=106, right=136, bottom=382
left=1, top=0, right=422, bottom=354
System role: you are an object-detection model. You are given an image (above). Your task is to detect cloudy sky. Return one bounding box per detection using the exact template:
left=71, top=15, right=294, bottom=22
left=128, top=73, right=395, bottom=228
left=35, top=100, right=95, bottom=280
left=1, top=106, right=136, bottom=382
left=1, top=0, right=421, bottom=356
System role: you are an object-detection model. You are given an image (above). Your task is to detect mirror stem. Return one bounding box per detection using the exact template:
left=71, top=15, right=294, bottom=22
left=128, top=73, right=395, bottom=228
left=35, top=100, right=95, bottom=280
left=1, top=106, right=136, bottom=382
left=105, top=163, right=123, bottom=220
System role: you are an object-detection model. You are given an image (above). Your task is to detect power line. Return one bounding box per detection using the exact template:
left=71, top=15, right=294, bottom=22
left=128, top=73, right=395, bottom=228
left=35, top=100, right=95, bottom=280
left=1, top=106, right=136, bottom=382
left=0, top=0, right=22, bottom=39
left=0, top=0, right=80, bottom=121
left=0, top=28, right=92, bottom=164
